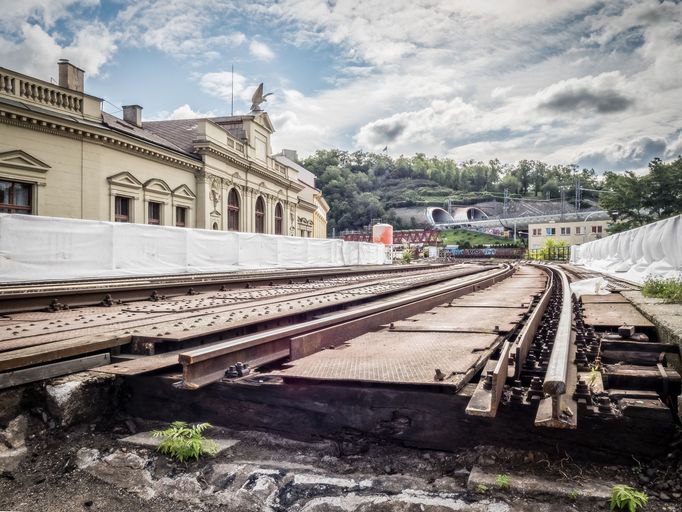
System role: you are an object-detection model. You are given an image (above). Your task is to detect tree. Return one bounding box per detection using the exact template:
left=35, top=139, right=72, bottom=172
left=512, top=160, right=533, bottom=195
left=599, top=171, right=651, bottom=232
left=642, top=157, right=682, bottom=218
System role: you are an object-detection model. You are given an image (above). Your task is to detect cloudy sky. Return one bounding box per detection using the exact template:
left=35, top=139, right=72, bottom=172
left=1, top=0, right=681, bottom=172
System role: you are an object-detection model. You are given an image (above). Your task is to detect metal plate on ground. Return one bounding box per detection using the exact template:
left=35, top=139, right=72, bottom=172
left=582, top=303, right=654, bottom=328
left=397, top=307, right=525, bottom=333
left=281, top=330, right=498, bottom=387
left=580, top=294, right=629, bottom=304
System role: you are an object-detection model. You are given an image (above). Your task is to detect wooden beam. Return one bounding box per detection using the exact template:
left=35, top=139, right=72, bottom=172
left=0, top=353, right=110, bottom=389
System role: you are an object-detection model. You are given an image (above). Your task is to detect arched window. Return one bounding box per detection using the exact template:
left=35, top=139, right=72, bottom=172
left=227, top=188, right=240, bottom=231
left=212, top=221, right=219, bottom=230
left=274, top=202, right=283, bottom=235
left=255, top=196, right=265, bottom=233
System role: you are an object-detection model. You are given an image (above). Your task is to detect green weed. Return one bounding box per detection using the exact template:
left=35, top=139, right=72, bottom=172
left=642, top=277, right=682, bottom=303
left=476, top=483, right=489, bottom=493
left=495, top=474, right=511, bottom=490
left=152, top=421, right=218, bottom=462
left=609, top=484, right=648, bottom=512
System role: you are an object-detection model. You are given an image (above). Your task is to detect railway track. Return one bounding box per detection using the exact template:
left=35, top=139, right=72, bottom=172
left=0, top=262, right=503, bottom=386
left=0, top=263, right=446, bottom=314
left=2, top=260, right=680, bottom=460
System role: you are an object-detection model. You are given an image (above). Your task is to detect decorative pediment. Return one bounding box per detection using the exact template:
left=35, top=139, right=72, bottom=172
left=254, top=112, right=275, bottom=133
left=108, top=171, right=142, bottom=189
left=172, top=184, right=196, bottom=200
left=0, top=150, right=50, bottom=173
left=144, top=178, right=172, bottom=195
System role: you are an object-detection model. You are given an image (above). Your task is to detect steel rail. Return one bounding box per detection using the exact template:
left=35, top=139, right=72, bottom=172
left=178, top=263, right=515, bottom=389
left=0, top=264, right=449, bottom=314
left=535, top=266, right=577, bottom=429
left=465, top=265, right=553, bottom=417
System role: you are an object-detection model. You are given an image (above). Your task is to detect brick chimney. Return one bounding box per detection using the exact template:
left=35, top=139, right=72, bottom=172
left=58, top=59, right=84, bottom=92
left=122, top=105, right=143, bottom=128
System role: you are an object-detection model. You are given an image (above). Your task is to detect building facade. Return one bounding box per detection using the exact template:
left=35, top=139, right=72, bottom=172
left=0, top=60, right=327, bottom=237
left=528, top=219, right=610, bottom=250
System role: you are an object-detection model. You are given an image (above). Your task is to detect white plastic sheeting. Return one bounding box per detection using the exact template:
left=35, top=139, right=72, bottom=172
left=570, top=215, right=682, bottom=284
left=0, top=214, right=386, bottom=283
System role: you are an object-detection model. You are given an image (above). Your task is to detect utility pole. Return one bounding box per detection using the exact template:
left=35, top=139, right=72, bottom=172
left=503, top=188, right=509, bottom=218
left=575, top=175, right=581, bottom=212
left=560, top=188, right=566, bottom=221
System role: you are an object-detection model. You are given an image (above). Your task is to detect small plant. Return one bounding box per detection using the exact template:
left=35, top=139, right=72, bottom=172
left=476, top=483, right=489, bottom=493
left=495, top=474, right=511, bottom=490
left=609, top=484, right=648, bottom=512
left=642, top=277, right=682, bottom=303
left=152, top=421, right=218, bottom=462
left=568, top=489, right=580, bottom=501
left=401, top=250, right=412, bottom=264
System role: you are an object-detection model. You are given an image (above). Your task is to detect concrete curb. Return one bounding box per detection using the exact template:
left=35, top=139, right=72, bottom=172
left=467, top=465, right=613, bottom=502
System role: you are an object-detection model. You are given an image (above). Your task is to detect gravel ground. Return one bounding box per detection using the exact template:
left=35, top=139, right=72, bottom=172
left=2, top=413, right=681, bottom=512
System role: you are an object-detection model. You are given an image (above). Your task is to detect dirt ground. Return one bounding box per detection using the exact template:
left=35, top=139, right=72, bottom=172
left=2, top=412, right=681, bottom=512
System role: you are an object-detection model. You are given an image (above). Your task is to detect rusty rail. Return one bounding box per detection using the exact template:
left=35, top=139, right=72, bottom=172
left=535, top=266, right=577, bottom=429
left=178, top=263, right=515, bottom=389
left=0, top=264, right=444, bottom=314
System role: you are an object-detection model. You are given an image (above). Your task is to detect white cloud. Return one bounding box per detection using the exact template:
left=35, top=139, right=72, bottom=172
left=249, top=40, right=275, bottom=61
left=162, top=104, right=218, bottom=120
left=0, top=22, right=116, bottom=80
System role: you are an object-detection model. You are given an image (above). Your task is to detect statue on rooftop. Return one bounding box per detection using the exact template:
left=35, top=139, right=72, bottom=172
left=250, top=83, right=272, bottom=112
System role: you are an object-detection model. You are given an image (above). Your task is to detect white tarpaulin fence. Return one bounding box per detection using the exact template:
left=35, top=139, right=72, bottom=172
left=0, top=214, right=386, bottom=283
left=570, top=214, right=682, bottom=284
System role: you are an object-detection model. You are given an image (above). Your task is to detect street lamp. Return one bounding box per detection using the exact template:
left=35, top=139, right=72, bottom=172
left=582, top=211, right=601, bottom=244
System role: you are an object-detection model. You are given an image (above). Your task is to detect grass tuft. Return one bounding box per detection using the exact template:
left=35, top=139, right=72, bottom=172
left=641, top=277, right=682, bottom=303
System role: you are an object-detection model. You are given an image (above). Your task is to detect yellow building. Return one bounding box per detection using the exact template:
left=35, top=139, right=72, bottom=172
left=0, top=60, right=327, bottom=237
left=528, top=219, right=610, bottom=250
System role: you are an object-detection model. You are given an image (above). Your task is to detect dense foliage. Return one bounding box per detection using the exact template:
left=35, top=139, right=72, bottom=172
left=302, top=150, right=682, bottom=235
left=599, top=157, right=682, bottom=233
left=302, top=150, right=601, bottom=233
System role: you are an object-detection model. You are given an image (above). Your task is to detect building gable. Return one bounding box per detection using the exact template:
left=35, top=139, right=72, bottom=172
left=0, top=150, right=51, bottom=173
left=107, top=171, right=142, bottom=189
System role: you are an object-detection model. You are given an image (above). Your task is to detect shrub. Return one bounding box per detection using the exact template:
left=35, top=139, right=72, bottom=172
left=152, top=421, right=218, bottom=462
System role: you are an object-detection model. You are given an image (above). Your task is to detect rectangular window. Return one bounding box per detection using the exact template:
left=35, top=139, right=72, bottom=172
left=148, top=202, right=161, bottom=225
left=546, top=227, right=556, bottom=235
left=560, top=227, right=571, bottom=235
left=532, top=228, right=541, bottom=236
left=114, top=196, right=130, bottom=222
left=591, top=225, right=603, bottom=234
left=300, top=229, right=305, bottom=237
left=0, top=180, right=32, bottom=214
left=176, top=206, right=187, bottom=227
left=575, top=226, right=582, bottom=235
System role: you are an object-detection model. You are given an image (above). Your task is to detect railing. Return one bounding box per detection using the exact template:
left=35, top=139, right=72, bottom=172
left=0, top=69, right=84, bottom=115
left=527, top=246, right=570, bottom=261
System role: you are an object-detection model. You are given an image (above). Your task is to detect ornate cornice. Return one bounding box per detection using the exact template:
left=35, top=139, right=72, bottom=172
left=0, top=105, right=203, bottom=173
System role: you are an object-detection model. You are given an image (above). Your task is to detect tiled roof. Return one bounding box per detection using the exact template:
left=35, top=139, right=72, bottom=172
left=142, top=119, right=201, bottom=155
left=102, top=113, right=197, bottom=158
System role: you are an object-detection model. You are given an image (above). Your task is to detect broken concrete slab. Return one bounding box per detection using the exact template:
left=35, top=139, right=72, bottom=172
left=467, top=465, right=612, bottom=501
left=0, top=446, right=27, bottom=474
left=45, top=372, right=117, bottom=427
left=119, top=431, right=239, bottom=454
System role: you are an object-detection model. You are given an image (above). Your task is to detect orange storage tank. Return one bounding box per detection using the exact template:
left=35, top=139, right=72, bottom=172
left=372, top=223, right=393, bottom=245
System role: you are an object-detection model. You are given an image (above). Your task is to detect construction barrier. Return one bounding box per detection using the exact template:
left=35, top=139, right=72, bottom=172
left=570, top=215, right=682, bottom=284
left=0, top=214, right=386, bottom=283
